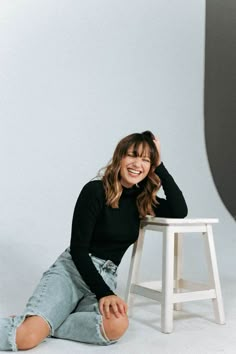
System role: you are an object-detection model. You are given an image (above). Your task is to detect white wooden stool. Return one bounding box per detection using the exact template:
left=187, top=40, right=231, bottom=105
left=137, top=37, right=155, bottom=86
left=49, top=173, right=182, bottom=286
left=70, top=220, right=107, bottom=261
left=125, top=217, right=225, bottom=333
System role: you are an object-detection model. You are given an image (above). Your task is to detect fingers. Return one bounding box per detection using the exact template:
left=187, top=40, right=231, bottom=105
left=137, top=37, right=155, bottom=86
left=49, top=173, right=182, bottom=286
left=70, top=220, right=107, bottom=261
left=99, top=297, right=112, bottom=319
left=153, top=136, right=160, bottom=147
left=111, top=299, right=127, bottom=318
left=117, top=301, right=128, bottom=316
left=153, top=136, right=162, bottom=167
left=110, top=301, right=119, bottom=318
left=99, top=296, right=128, bottom=320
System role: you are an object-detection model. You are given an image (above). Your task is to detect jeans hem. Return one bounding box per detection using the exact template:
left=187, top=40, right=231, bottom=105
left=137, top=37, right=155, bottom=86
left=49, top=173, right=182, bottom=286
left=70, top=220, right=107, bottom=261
left=8, top=312, right=53, bottom=352
left=8, top=316, right=25, bottom=352
left=95, top=308, right=117, bottom=346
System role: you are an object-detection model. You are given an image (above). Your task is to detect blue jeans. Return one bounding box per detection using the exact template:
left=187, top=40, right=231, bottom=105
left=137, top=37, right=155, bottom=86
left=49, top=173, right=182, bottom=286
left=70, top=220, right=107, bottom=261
left=0, top=248, right=118, bottom=351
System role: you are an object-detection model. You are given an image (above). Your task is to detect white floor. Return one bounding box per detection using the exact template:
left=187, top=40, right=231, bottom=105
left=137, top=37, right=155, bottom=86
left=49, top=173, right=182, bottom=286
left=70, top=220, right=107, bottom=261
left=4, top=277, right=235, bottom=354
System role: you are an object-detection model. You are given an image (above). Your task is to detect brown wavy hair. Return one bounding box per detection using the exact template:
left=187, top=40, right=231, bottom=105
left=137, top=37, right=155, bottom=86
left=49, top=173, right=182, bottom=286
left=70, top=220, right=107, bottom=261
left=100, top=131, right=162, bottom=217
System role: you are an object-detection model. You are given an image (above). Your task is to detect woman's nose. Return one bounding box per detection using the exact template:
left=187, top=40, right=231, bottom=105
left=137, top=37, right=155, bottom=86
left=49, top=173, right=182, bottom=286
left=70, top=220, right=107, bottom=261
left=133, top=157, right=142, bottom=167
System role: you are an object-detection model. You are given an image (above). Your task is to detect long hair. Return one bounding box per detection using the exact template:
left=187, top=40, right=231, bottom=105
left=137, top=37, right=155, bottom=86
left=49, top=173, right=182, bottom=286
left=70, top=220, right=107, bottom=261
left=100, top=131, right=161, bottom=218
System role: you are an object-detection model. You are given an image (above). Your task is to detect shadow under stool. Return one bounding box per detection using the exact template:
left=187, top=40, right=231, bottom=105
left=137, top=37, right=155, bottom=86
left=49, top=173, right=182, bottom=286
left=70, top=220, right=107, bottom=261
left=125, top=217, right=225, bottom=333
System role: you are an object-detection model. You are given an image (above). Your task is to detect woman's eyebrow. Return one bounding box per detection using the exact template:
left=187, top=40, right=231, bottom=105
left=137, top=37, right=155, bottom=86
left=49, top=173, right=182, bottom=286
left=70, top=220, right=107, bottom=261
left=127, top=150, right=150, bottom=158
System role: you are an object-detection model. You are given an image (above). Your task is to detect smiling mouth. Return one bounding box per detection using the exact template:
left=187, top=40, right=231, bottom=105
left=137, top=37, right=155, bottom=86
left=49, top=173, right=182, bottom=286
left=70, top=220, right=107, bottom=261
left=127, top=168, right=141, bottom=175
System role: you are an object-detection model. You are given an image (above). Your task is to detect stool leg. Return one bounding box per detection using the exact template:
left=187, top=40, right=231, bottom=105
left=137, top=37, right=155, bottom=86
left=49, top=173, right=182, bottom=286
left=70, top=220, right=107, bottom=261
left=174, top=233, right=183, bottom=311
left=125, top=227, right=145, bottom=316
left=203, top=225, right=225, bottom=324
left=161, top=227, right=175, bottom=333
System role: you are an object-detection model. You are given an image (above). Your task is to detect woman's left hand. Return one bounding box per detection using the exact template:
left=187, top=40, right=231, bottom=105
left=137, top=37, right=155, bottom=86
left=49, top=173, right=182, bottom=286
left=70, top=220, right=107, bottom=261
left=153, top=136, right=162, bottom=167
left=99, top=295, right=128, bottom=319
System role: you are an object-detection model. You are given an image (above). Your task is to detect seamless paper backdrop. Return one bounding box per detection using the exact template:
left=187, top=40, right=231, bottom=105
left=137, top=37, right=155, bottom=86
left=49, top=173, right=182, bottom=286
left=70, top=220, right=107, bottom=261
left=205, top=0, right=236, bottom=221
left=0, top=0, right=235, bottom=316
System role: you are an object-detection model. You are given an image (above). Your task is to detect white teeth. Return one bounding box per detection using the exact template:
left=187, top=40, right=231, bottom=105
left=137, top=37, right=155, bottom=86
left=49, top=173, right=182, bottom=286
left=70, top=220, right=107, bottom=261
left=128, top=169, right=141, bottom=175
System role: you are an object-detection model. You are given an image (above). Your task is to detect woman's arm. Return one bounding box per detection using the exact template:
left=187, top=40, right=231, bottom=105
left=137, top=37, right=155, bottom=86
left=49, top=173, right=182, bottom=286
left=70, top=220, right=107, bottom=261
left=70, top=181, right=115, bottom=300
left=154, top=162, right=188, bottom=218
left=152, top=136, right=188, bottom=218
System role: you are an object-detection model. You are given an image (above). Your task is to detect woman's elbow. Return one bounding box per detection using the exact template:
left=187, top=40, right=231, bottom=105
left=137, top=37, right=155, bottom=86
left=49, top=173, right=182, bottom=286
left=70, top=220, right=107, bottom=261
left=173, top=204, right=188, bottom=218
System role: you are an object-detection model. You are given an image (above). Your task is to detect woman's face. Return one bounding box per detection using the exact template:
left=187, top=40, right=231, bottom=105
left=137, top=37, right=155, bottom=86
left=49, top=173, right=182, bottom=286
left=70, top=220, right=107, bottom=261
left=119, top=144, right=151, bottom=188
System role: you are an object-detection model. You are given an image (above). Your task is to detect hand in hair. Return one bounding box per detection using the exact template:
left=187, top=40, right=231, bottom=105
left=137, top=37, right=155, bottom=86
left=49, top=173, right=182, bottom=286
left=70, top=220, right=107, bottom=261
left=142, top=130, right=162, bottom=167
left=99, top=295, right=128, bottom=319
left=153, top=135, right=162, bottom=167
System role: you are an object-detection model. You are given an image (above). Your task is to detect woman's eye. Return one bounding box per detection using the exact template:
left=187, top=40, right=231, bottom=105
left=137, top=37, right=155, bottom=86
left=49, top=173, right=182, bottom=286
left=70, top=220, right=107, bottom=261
left=142, top=157, right=150, bottom=162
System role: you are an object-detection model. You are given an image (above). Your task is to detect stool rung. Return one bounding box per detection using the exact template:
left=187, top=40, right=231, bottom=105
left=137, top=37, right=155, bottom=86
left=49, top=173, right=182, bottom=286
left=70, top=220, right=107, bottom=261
left=173, top=289, right=216, bottom=303
left=131, top=279, right=211, bottom=292
left=180, top=279, right=212, bottom=291
left=131, top=284, right=162, bottom=302
left=131, top=281, right=216, bottom=303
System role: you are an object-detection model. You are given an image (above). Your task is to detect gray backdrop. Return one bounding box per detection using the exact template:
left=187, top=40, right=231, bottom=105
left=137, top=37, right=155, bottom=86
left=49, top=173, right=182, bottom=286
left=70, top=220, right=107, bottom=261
left=205, top=0, right=236, bottom=220
left=0, top=0, right=235, bottom=317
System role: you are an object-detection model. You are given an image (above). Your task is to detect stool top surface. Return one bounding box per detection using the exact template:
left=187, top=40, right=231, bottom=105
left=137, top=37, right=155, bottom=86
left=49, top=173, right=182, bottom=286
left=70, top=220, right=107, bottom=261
left=141, top=217, right=219, bottom=226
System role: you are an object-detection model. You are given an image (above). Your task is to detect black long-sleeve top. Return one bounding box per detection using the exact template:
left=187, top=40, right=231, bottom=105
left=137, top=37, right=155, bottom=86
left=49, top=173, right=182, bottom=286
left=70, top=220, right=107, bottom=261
left=70, top=162, right=188, bottom=300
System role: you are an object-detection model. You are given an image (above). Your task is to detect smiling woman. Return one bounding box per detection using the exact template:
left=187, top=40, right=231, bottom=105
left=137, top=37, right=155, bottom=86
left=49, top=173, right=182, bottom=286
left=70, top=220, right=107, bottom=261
left=0, top=130, right=188, bottom=351
left=102, top=131, right=162, bottom=217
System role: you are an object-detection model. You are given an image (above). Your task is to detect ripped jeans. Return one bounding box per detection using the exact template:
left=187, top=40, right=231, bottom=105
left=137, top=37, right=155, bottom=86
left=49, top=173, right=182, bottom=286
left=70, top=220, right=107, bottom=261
left=0, top=248, right=118, bottom=351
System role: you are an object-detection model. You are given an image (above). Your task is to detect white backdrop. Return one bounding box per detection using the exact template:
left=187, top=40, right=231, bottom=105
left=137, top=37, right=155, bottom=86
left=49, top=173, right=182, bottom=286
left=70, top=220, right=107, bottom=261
left=0, top=0, right=235, bottom=318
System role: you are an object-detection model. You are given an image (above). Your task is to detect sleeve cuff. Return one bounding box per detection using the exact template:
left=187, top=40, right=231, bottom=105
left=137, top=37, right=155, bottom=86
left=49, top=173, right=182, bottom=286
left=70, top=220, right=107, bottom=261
left=154, top=162, right=169, bottom=177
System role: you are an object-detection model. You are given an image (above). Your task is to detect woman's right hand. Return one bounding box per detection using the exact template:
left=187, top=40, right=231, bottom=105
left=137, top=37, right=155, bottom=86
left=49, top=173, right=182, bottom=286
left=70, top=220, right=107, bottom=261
left=153, top=136, right=162, bottom=167
left=99, top=295, right=128, bottom=319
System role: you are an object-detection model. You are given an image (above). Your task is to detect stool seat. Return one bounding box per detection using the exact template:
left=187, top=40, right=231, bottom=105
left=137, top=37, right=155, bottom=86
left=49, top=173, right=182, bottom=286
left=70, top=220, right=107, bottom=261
left=125, top=217, right=225, bottom=333
left=143, top=217, right=219, bottom=224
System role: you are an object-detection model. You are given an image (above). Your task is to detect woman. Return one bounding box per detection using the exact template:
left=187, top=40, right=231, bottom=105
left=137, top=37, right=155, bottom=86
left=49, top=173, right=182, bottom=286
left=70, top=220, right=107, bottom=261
left=0, top=131, right=188, bottom=351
